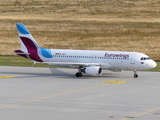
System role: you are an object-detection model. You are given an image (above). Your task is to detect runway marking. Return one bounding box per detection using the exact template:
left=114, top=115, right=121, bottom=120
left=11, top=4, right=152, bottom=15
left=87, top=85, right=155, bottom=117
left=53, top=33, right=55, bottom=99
left=101, top=81, right=127, bottom=84
left=0, top=76, right=15, bottom=79
left=0, top=84, right=107, bottom=109
left=122, top=107, right=160, bottom=120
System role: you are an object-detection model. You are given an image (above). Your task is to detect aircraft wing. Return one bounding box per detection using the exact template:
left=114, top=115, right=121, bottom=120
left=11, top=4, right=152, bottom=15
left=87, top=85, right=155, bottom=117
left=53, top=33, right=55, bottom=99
left=42, top=62, right=101, bottom=67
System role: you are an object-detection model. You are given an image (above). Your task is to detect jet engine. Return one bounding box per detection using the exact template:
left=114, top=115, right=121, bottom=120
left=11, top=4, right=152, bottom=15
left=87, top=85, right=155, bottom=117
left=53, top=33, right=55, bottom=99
left=81, top=66, right=103, bottom=76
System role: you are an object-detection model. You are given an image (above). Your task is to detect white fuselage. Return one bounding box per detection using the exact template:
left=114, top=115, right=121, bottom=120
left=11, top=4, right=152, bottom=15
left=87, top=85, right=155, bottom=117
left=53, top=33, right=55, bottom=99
left=38, top=49, right=157, bottom=71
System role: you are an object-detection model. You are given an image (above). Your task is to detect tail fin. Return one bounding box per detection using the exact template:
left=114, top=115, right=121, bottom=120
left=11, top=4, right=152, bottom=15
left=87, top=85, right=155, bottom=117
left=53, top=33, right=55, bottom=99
left=15, top=23, right=43, bottom=62
left=16, top=23, right=40, bottom=51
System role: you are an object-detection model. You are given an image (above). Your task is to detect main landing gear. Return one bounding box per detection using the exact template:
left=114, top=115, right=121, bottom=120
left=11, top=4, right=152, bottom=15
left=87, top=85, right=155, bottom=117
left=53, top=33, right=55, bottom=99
left=75, top=72, right=82, bottom=77
left=75, top=66, right=84, bottom=77
left=133, top=69, right=138, bottom=78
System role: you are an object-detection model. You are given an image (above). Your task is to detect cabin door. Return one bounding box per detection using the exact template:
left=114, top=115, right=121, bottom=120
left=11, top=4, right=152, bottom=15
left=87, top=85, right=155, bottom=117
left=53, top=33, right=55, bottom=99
left=130, top=54, right=136, bottom=64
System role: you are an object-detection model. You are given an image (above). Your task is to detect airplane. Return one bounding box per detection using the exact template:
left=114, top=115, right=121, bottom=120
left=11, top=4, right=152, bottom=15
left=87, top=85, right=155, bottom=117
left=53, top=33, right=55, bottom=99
left=14, top=23, right=157, bottom=78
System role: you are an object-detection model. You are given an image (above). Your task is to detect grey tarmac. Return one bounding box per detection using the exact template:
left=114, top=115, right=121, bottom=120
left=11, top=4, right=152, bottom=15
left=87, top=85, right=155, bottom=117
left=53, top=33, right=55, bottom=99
left=0, top=66, right=160, bottom=120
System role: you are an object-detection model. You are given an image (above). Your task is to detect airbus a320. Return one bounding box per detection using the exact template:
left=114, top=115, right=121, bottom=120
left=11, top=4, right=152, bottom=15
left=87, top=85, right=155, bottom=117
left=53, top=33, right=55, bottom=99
left=14, top=23, right=157, bottom=78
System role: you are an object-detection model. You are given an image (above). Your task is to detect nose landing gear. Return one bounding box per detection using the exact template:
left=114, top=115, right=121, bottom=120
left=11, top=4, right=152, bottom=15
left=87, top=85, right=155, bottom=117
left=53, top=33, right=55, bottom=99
left=134, top=74, right=138, bottom=78
left=133, top=69, right=138, bottom=78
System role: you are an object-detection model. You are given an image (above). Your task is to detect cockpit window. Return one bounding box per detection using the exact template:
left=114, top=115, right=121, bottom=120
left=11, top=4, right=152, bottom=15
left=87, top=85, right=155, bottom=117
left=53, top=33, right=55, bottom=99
left=141, top=57, right=151, bottom=60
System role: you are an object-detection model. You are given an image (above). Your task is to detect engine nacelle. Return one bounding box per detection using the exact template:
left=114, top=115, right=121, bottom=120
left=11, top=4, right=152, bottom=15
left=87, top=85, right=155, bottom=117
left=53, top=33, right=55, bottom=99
left=81, top=66, right=103, bottom=76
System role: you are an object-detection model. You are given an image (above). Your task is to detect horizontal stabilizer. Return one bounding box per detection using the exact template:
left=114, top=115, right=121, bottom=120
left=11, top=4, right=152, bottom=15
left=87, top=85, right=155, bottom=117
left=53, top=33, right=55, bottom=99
left=14, top=52, right=30, bottom=55
left=5, top=52, right=30, bottom=55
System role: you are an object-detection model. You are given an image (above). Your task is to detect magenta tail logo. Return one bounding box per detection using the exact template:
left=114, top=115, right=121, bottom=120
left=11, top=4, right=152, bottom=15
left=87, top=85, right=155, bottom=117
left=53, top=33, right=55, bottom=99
left=16, top=23, right=53, bottom=62
left=20, top=37, right=43, bottom=62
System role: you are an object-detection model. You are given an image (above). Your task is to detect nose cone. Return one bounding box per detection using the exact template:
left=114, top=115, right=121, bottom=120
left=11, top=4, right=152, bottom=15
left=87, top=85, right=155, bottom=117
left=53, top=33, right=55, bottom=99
left=144, top=60, right=157, bottom=70
left=152, top=60, right=157, bottom=68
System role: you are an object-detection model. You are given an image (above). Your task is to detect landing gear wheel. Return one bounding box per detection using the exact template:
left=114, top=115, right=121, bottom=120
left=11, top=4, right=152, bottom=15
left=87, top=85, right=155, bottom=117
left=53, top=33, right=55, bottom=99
left=75, top=72, right=82, bottom=77
left=133, top=69, right=138, bottom=78
left=134, top=74, right=138, bottom=78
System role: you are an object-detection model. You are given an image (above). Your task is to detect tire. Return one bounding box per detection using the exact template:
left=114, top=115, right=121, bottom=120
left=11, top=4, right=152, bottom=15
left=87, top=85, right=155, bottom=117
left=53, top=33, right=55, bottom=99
left=75, top=72, right=82, bottom=77
left=134, top=74, right=138, bottom=78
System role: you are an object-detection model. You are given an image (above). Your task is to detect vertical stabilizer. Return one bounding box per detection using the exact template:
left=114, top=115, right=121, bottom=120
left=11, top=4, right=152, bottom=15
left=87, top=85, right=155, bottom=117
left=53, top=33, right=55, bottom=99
left=16, top=23, right=40, bottom=51
left=15, top=23, right=43, bottom=62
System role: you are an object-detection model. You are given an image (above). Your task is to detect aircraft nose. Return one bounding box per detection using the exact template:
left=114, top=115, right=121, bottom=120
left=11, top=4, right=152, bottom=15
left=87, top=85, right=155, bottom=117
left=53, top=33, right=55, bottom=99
left=152, top=60, right=157, bottom=68
left=144, top=60, right=157, bottom=70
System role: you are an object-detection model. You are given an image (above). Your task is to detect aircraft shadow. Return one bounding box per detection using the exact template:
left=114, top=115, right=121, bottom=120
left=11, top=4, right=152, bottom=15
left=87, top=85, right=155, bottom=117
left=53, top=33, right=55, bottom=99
left=0, top=68, right=74, bottom=79
left=0, top=68, right=123, bottom=79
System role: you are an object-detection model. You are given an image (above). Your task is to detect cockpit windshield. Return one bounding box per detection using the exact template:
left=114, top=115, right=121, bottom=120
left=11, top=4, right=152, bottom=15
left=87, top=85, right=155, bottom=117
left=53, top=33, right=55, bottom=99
left=141, top=57, right=151, bottom=60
